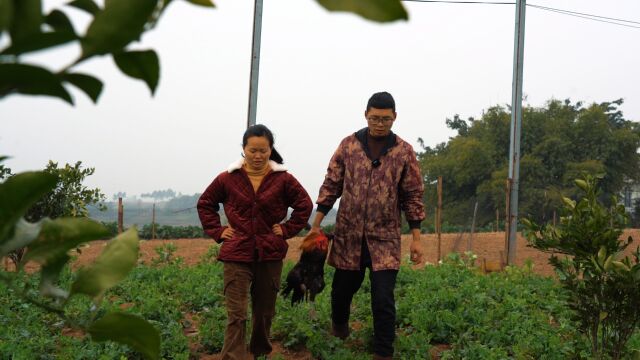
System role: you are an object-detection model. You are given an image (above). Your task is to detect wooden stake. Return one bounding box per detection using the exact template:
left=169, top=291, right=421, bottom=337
left=469, top=201, right=478, bottom=252
left=437, top=176, right=443, bottom=264
left=504, top=179, right=512, bottom=265
left=496, top=209, right=500, bottom=232
left=152, top=203, right=156, bottom=240
left=118, top=197, right=124, bottom=234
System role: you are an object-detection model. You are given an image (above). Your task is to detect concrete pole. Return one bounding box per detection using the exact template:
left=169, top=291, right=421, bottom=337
left=247, top=0, right=264, bottom=128
left=507, top=0, right=527, bottom=265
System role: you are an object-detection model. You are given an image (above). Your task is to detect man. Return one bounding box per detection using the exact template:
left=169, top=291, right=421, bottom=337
left=310, top=91, right=426, bottom=360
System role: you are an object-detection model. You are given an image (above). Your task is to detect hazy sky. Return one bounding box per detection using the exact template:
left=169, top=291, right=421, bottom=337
left=1, top=0, right=639, bottom=202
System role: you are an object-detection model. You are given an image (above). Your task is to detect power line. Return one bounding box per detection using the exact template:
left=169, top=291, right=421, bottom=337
left=528, top=4, right=640, bottom=29
left=402, top=0, right=514, bottom=4
left=527, top=4, right=640, bottom=26
left=402, top=0, right=640, bottom=29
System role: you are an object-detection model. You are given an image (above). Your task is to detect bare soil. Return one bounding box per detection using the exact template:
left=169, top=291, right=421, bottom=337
left=56, top=229, right=640, bottom=277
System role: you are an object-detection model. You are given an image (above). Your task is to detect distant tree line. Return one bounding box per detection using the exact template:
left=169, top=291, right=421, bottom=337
left=418, top=98, right=640, bottom=229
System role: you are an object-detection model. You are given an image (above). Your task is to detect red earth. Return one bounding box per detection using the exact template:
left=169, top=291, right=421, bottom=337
left=54, top=229, right=640, bottom=277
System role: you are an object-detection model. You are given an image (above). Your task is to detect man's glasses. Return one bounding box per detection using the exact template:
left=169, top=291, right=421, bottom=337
left=367, top=116, right=394, bottom=124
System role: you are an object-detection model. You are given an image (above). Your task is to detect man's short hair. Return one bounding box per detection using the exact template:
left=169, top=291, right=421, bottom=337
left=366, top=91, right=396, bottom=112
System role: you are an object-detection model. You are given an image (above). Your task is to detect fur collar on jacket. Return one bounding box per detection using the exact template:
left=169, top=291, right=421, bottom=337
left=227, top=158, right=287, bottom=173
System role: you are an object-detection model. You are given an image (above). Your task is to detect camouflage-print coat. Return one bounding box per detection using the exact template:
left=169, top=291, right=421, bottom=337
left=317, top=128, right=426, bottom=271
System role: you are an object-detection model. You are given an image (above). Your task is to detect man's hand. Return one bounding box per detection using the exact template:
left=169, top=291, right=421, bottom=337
left=409, top=229, right=424, bottom=266
left=220, top=226, right=235, bottom=240
left=272, top=224, right=283, bottom=236
left=308, top=225, right=321, bottom=236
left=309, top=212, right=325, bottom=236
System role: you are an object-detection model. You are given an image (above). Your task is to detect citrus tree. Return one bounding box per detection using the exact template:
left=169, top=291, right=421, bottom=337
left=523, top=176, right=640, bottom=359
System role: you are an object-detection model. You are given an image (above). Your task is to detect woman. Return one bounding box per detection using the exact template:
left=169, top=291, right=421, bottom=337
left=197, top=124, right=312, bottom=359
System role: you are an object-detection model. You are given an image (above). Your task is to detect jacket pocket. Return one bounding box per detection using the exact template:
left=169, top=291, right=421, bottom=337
left=273, top=233, right=288, bottom=254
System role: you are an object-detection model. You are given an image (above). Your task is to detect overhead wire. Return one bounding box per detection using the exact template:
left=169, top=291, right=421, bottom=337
left=401, top=0, right=640, bottom=29
left=527, top=4, right=640, bottom=29
left=402, top=0, right=514, bottom=4
left=527, top=4, right=640, bottom=26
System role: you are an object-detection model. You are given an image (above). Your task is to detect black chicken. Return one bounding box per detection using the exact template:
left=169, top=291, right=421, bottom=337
left=281, top=230, right=332, bottom=305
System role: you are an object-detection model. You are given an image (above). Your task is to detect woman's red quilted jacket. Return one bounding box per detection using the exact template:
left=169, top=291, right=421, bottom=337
left=197, top=160, right=312, bottom=262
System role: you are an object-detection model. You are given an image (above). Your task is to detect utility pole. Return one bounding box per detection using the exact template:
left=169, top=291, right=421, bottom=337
left=507, top=0, right=527, bottom=265
left=247, top=0, right=264, bottom=128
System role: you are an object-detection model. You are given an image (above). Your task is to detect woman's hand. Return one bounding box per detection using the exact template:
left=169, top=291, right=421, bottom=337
left=220, top=226, right=235, bottom=240
left=272, top=224, right=283, bottom=236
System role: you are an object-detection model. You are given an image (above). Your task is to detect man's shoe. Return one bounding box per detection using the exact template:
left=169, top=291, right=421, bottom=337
left=331, top=322, right=350, bottom=339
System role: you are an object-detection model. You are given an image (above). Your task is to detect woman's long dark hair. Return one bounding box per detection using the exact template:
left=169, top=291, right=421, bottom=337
left=242, top=124, right=284, bottom=164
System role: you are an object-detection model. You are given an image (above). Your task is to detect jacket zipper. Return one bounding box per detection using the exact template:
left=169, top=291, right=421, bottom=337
left=241, top=170, right=274, bottom=262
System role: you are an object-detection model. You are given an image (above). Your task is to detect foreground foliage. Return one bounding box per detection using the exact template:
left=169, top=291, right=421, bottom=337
left=0, top=164, right=160, bottom=359
left=6, top=253, right=639, bottom=359
left=0, top=0, right=407, bottom=105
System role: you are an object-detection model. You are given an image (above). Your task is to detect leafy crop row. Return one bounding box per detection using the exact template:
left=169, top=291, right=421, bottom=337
left=5, top=255, right=638, bottom=358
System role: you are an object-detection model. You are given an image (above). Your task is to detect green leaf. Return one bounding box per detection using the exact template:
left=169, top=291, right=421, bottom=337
left=315, top=0, right=408, bottom=22
left=45, top=9, right=75, bottom=33
left=599, top=311, right=608, bottom=321
left=0, top=63, right=74, bottom=104
left=62, top=72, right=104, bottom=103
left=71, top=228, right=139, bottom=300
left=67, top=0, right=100, bottom=15
left=9, top=0, right=42, bottom=44
left=0, top=171, right=57, bottom=246
left=574, top=179, right=588, bottom=192
left=603, top=255, right=614, bottom=271
left=88, top=312, right=160, bottom=360
left=611, top=260, right=630, bottom=273
left=597, top=246, right=607, bottom=265
left=186, top=0, right=215, bottom=7
left=80, top=0, right=157, bottom=58
left=1, top=31, right=77, bottom=55
left=0, top=218, right=43, bottom=257
left=0, top=0, right=13, bottom=33
left=590, top=256, right=602, bottom=272
left=22, top=217, right=109, bottom=266
left=562, top=197, right=576, bottom=210
left=112, top=50, right=160, bottom=95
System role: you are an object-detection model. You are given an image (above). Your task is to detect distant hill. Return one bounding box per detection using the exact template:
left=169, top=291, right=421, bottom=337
left=90, top=194, right=336, bottom=227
